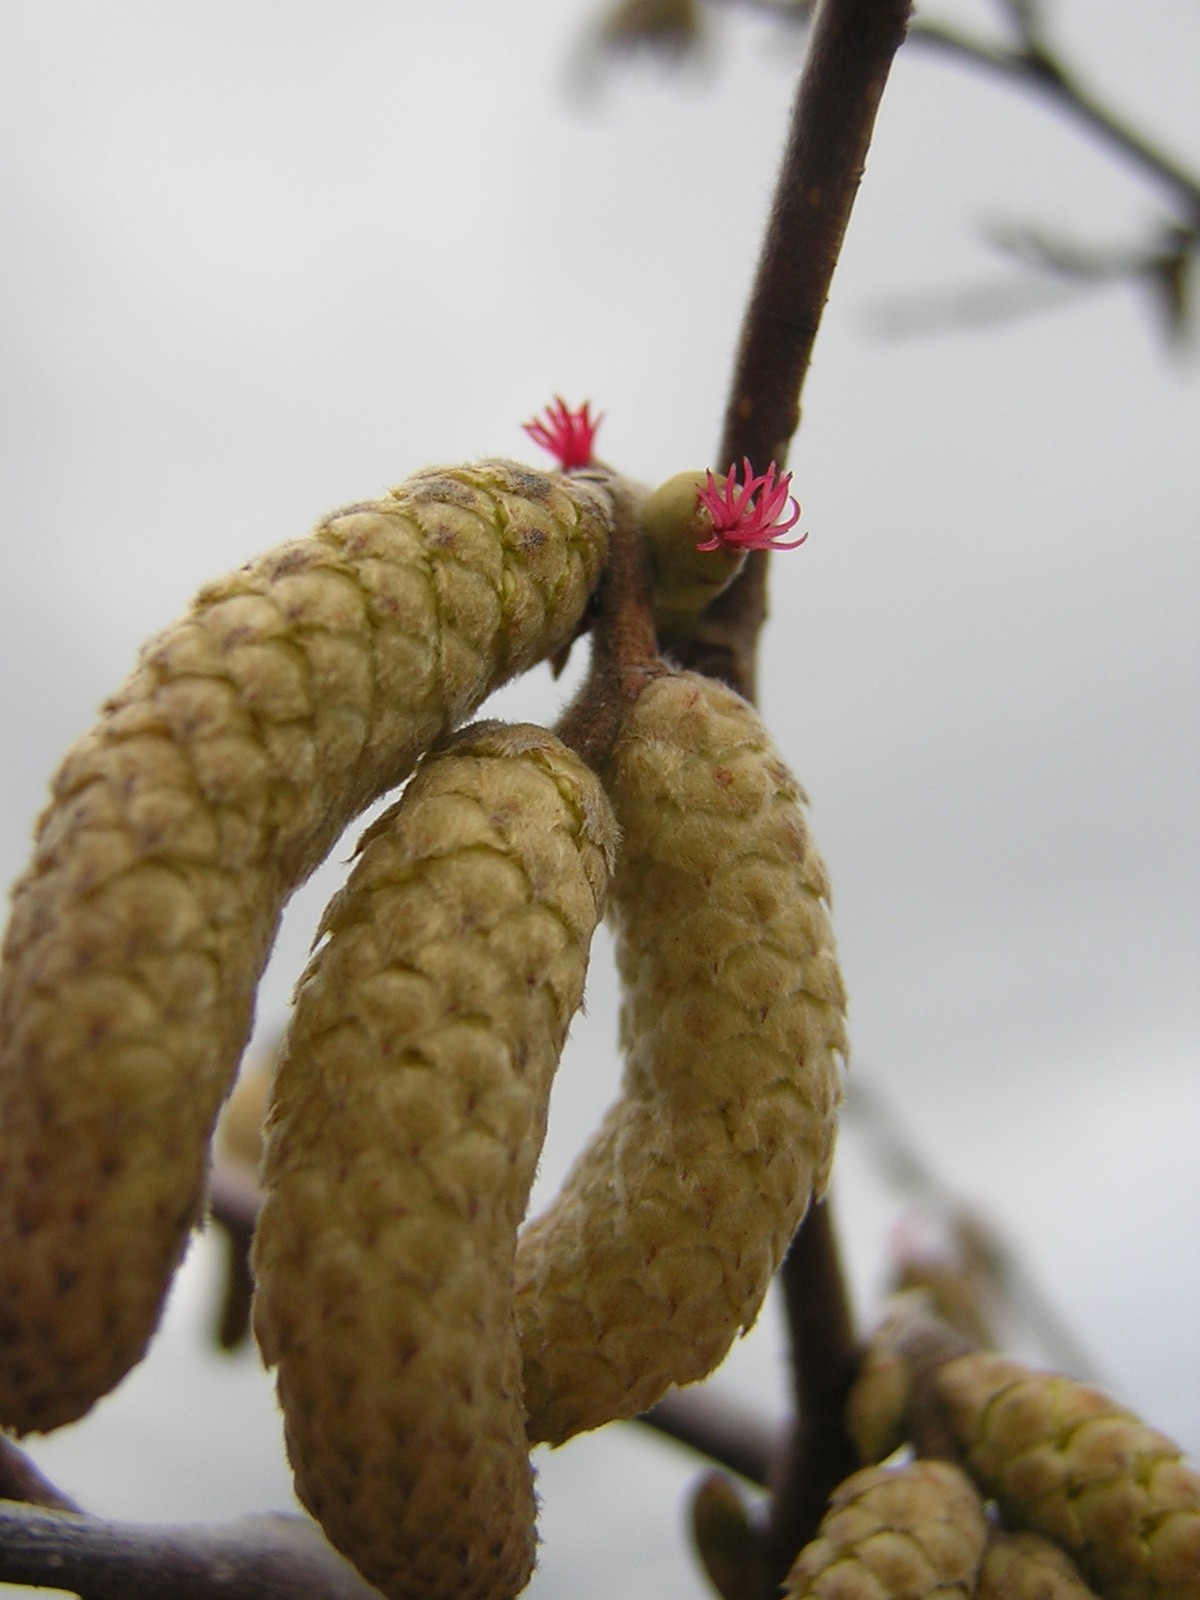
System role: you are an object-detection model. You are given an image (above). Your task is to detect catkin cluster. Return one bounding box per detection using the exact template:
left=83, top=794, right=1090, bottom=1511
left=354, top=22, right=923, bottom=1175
left=0, top=445, right=852, bottom=1600
left=843, top=1324, right=1200, bottom=1600
left=0, top=459, right=612, bottom=1433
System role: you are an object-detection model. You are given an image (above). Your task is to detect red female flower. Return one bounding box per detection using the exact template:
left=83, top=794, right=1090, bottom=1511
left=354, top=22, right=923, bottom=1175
left=522, top=397, right=603, bottom=470
left=695, top=459, right=806, bottom=552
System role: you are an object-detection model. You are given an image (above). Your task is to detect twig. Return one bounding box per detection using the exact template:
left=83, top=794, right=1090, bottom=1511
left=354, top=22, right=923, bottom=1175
left=0, top=1503, right=382, bottom=1600
left=675, top=0, right=911, bottom=696
left=761, top=1200, right=859, bottom=1582
left=843, top=1074, right=1104, bottom=1381
left=717, top=0, right=911, bottom=472
left=555, top=466, right=663, bottom=765
left=909, top=19, right=1200, bottom=223
left=637, top=1391, right=779, bottom=1487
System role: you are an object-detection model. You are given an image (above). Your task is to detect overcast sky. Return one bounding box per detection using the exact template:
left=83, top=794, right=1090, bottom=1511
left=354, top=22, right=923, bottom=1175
left=1, top=3, right=1197, bottom=1596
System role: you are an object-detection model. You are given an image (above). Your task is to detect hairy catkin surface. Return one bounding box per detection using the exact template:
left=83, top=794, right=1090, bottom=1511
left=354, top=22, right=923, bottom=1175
left=782, top=1459, right=989, bottom=1599
left=516, top=670, right=847, bottom=1444
left=252, top=723, right=617, bottom=1600
left=0, top=460, right=612, bottom=1434
left=935, top=1352, right=1200, bottom=1600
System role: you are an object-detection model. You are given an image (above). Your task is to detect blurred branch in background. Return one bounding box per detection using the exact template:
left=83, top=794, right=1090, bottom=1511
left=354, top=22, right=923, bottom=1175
left=584, top=0, right=1199, bottom=345
left=842, top=1072, right=1104, bottom=1383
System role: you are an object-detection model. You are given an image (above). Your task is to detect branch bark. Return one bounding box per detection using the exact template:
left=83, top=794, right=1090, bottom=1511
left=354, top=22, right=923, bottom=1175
left=676, top=0, right=911, bottom=696
left=0, top=1504, right=383, bottom=1600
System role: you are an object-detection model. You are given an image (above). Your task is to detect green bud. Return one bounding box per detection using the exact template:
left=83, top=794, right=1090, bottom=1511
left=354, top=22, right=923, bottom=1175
left=642, top=470, right=744, bottom=640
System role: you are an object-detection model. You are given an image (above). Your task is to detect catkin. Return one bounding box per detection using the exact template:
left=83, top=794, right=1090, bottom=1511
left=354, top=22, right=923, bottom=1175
left=781, top=1459, right=989, bottom=1600
left=516, top=669, right=847, bottom=1444
left=0, top=460, right=612, bottom=1434
left=934, top=1351, right=1200, bottom=1600
left=251, top=722, right=617, bottom=1600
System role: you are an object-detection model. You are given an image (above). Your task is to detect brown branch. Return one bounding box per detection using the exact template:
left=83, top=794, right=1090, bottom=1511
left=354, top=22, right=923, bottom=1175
left=636, top=1390, right=780, bottom=1487
left=721, top=0, right=1200, bottom=221
left=761, top=1200, right=859, bottom=1583
left=0, top=1503, right=383, bottom=1600
left=675, top=0, right=911, bottom=696
left=716, top=0, right=911, bottom=474
left=843, top=1074, right=1104, bottom=1382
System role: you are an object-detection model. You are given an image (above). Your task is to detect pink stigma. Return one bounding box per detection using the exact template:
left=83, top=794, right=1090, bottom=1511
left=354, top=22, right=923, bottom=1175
left=695, top=459, right=806, bottom=552
left=523, top=397, right=602, bottom=470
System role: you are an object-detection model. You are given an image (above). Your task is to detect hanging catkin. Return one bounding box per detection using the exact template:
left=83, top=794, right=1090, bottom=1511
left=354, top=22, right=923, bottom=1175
left=251, top=721, right=617, bottom=1600
left=516, top=668, right=847, bottom=1444
left=0, top=460, right=613, bottom=1434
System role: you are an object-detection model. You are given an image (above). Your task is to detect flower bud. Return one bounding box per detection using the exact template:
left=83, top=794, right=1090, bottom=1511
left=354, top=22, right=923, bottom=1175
left=846, top=1341, right=913, bottom=1465
left=642, top=470, right=744, bottom=638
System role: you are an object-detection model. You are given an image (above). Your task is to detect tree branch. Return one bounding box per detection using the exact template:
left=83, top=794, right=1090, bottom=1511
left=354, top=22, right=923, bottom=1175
left=909, top=22, right=1200, bottom=223
left=0, top=1504, right=383, bottom=1600
left=675, top=0, right=911, bottom=696
left=761, top=1200, right=859, bottom=1582
left=637, top=1390, right=779, bottom=1487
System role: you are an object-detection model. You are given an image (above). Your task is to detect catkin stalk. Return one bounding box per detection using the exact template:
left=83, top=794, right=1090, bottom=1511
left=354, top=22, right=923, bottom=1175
left=252, top=722, right=617, bottom=1600
left=516, top=669, right=847, bottom=1444
left=0, top=460, right=612, bottom=1434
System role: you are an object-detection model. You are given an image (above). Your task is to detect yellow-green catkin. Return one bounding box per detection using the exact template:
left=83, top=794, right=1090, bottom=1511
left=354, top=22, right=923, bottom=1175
left=516, top=670, right=847, bottom=1444
left=0, top=460, right=612, bottom=1435
left=782, top=1459, right=989, bottom=1600
left=976, top=1531, right=1102, bottom=1600
left=934, top=1351, right=1200, bottom=1600
left=252, top=722, right=617, bottom=1600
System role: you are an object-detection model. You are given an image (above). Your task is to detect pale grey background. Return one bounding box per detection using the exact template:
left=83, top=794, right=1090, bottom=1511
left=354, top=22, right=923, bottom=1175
left=1, top=3, right=1197, bottom=1596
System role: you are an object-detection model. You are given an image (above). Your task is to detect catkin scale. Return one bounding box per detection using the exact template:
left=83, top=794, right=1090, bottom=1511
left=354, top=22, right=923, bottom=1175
left=516, top=670, right=847, bottom=1444
left=0, top=460, right=612, bottom=1434
left=251, top=722, right=617, bottom=1600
